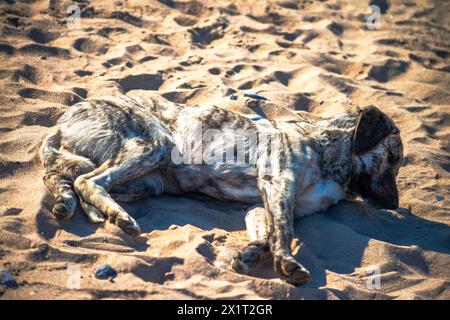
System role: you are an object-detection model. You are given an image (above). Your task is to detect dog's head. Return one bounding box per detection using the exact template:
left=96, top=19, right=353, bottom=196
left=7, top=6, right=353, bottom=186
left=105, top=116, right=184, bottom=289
left=349, top=106, right=403, bottom=209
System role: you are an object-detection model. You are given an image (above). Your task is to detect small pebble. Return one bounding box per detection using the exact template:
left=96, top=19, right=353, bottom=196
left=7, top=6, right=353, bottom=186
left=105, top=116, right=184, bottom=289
left=435, top=195, right=444, bottom=201
left=248, top=114, right=263, bottom=121
left=0, top=269, right=18, bottom=288
left=229, top=94, right=238, bottom=100
left=94, top=264, right=117, bottom=280
left=244, top=92, right=268, bottom=101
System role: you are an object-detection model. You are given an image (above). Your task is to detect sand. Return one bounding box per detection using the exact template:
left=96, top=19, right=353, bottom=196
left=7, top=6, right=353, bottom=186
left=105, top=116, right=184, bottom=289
left=0, top=0, right=449, bottom=299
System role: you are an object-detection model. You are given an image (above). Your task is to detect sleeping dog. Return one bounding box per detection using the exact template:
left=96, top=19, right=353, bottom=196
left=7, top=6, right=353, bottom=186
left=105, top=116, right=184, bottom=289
left=40, top=93, right=403, bottom=285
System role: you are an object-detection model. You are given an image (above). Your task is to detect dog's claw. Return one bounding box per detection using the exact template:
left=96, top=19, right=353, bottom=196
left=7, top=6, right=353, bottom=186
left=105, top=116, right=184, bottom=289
left=116, top=213, right=141, bottom=236
left=274, top=255, right=310, bottom=286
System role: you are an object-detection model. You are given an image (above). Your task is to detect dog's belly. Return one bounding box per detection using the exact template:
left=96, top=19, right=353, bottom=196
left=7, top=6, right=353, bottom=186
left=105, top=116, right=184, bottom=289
left=167, top=164, right=261, bottom=203
left=294, top=179, right=345, bottom=218
left=198, top=181, right=260, bottom=203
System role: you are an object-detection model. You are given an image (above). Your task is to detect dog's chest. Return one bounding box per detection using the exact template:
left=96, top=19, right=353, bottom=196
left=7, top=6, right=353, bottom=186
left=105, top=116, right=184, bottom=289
left=295, top=179, right=345, bottom=217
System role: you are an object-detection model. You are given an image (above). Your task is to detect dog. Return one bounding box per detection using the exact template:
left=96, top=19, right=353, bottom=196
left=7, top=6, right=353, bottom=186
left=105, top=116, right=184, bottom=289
left=39, top=93, right=403, bottom=285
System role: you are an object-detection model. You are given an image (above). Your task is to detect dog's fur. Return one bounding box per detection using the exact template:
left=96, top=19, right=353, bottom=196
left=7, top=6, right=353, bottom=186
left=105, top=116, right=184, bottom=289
left=39, top=93, right=403, bottom=285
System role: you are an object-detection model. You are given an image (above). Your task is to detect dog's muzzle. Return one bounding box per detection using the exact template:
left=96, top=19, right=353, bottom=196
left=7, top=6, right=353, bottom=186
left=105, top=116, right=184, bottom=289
left=351, top=171, right=399, bottom=210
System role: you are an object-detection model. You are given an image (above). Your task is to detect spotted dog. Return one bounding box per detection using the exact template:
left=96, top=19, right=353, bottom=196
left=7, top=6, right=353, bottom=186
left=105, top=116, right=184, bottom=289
left=40, top=93, right=403, bottom=285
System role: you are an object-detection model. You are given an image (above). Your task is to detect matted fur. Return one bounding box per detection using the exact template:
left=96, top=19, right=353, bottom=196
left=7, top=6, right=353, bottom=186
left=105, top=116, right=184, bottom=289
left=39, top=93, right=403, bottom=285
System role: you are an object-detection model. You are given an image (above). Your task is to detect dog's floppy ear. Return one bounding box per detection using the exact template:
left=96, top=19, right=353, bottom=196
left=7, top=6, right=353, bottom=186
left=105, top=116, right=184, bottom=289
left=353, top=105, right=397, bottom=155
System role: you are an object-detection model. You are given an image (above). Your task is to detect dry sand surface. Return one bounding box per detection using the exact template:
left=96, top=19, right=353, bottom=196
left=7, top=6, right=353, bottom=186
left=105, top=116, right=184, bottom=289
left=0, top=0, right=449, bottom=299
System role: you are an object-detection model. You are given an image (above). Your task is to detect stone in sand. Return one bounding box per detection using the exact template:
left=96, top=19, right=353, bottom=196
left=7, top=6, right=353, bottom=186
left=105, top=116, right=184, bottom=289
left=0, top=269, right=18, bottom=288
left=94, top=264, right=118, bottom=280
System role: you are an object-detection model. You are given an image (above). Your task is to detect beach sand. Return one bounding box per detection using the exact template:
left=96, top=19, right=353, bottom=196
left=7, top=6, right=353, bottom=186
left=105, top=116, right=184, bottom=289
left=0, top=0, right=449, bottom=299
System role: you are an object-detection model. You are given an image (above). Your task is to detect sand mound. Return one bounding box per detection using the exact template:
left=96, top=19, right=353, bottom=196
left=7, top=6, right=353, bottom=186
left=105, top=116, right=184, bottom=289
left=0, top=0, right=449, bottom=299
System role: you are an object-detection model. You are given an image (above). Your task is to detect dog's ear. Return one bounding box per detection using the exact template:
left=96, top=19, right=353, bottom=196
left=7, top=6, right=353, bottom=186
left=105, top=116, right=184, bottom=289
left=353, top=105, right=397, bottom=154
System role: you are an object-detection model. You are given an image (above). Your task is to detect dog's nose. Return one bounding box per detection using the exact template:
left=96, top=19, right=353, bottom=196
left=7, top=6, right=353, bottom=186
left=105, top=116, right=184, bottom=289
left=391, top=198, right=399, bottom=209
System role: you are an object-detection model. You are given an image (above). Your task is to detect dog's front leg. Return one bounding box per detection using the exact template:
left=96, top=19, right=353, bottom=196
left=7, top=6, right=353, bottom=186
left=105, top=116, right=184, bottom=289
left=258, top=172, right=310, bottom=285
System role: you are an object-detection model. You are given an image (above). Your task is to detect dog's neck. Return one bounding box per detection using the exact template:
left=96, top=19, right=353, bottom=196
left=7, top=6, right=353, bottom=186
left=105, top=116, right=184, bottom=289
left=274, top=112, right=364, bottom=188
left=311, top=127, right=355, bottom=186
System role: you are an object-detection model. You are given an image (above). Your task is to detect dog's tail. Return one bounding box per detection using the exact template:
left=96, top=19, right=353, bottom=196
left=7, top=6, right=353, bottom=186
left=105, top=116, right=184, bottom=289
left=40, top=128, right=95, bottom=176
left=39, top=128, right=63, bottom=169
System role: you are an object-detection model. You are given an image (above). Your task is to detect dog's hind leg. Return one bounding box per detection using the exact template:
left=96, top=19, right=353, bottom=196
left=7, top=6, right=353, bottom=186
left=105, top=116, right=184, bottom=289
left=231, top=205, right=270, bottom=274
left=74, top=161, right=142, bottom=235
left=78, top=173, right=163, bottom=224
left=74, top=139, right=169, bottom=235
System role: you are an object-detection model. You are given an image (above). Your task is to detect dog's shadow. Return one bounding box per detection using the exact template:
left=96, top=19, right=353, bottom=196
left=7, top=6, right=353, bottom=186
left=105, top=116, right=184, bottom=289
left=288, top=200, right=450, bottom=298
left=36, top=193, right=450, bottom=298
left=36, top=192, right=247, bottom=251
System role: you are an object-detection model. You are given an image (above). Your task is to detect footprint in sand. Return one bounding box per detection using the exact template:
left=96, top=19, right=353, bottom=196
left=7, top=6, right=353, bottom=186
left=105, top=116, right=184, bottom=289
left=11, top=64, right=40, bottom=84
left=320, top=74, right=356, bottom=94
left=248, top=12, right=286, bottom=26
left=276, top=1, right=300, bottom=10
left=97, top=27, right=127, bottom=38
left=22, top=107, right=62, bottom=127
left=367, top=59, right=409, bottom=83
left=117, top=73, right=164, bottom=93
left=74, top=70, right=93, bottom=77
left=174, top=15, right=198, bottom=27
left=327, top=22, right=344, bottom=36
left=208, top=67, right=221, bottom=75
left=144, top=33, right=171, bottom=46
left=189, top=18, right=228, bottom=47
left=238, top=80, right=255, bottom=90
left=0, top=208, right=22, bottom=216
left=27, top=28, right=56, bottom=44
left=73, top=37, right=109, bottom=54
left=19, top=44, right=70, bottom=58
left=0, top=43, right=16, bottom=55
left=159, top=0, right=205, bottom=17
left=302, top=31, right=319, bottom=44
left=102, top=57, right=126, bottom=69
left=18, top=88, right=82, bottom=106
left=110, top=11, right=143, bottom=27
left=369, top=0, right=390, bottom=14
left=113, top=255, right=184, bottom=284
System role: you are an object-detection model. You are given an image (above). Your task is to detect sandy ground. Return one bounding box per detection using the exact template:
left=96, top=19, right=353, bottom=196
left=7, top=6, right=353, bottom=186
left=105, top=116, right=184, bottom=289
left=0, top=0, right=449, bottom=300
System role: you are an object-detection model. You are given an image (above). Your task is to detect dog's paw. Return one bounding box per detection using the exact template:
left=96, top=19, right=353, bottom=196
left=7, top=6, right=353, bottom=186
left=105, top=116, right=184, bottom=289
left=115, top=212, right=141, bottom=236
left=231, top=252, right=251, bottom=274
left=274, top=255, right=310, bottom=286
left=79, top=198, right=106, bottom=224
left=52, top=191, right=77, bottom=220
left=231, top=242, right=269, bottom=275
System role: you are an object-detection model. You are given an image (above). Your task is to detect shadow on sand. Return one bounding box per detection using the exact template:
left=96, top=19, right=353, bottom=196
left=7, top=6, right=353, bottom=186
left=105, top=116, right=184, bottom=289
left=36, top=192, right=450, bottom=298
